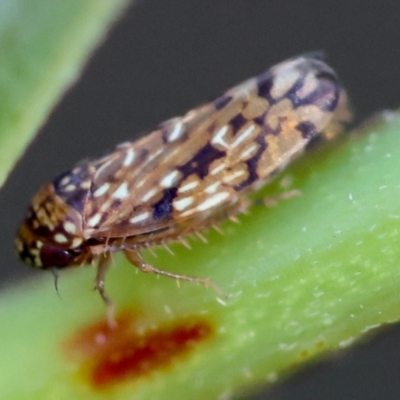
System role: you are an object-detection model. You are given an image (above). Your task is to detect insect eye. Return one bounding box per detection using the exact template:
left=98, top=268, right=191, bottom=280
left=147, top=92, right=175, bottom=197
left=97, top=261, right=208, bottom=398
left=39, top=244, right=78, bottom=268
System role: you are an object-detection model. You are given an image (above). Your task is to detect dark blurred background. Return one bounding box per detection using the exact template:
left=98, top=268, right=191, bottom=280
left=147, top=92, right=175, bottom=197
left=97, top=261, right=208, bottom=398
left=2, top=1, right=400, bottom=399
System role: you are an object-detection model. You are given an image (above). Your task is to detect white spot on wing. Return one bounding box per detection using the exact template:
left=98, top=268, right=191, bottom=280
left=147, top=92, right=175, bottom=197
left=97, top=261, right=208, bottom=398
left=160, top=170, right=181, bottom=188
left=100, top=200, right=112, bottom=212
left=240, top=143, right=259, bottom=159
left=297, top=73, right=318, bottom=99
left=204, top=182, right=220, bottom=194
left=167, top=121, right=184, bottom=142
left=64, top=184, right=76, bottom=192
left=146, top=148, right=163, bottom=163
left=223, top=169, right=246, bottom=183
left=211, top=125, right=229, bottom=148
left=93, top=183, right=110, bottom=197
left=174, top=196, right=194, bottom=211
left=210, top=163, right=225, bottom=176
left=163, top=148, right=181, bottom=163
left=270, top=60, right=301, bottom=98
left=64, top=221, right=77, bottom=234
left=88, top=213, right=102, bottom=227
left=178, top=180, right=199, bottom=193
left=130, top=212, right=151, bottom=224
left=112, top=182, right=129, bottom=199
left=54, top=233, right=68, bottom=243
left=141, top=188, right=158, bottom=202
left=136, top=178, right=148, bottom=188
left=197, top=192, right=230, bottom=211
left=80, top=180, right=91, bottom=190
left=60, top=176, right=71, bottom=186
left=231, top=125, right=256, bottom=148
left=123, top=149, right=136, bottom=166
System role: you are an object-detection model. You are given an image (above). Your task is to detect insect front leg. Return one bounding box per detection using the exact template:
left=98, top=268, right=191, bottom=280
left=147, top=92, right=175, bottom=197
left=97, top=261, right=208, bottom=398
left=123, top=248, right=228, bottom=298
left=95, top=253, right=116, bottom=327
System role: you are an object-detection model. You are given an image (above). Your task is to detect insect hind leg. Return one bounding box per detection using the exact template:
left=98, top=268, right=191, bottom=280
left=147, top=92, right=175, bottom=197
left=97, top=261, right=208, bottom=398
left=124, top=248, right=228, bottom=298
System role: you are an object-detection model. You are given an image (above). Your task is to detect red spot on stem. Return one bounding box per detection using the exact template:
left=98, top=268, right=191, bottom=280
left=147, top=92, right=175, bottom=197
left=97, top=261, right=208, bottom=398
left=64, top=310, right=214, bottom=390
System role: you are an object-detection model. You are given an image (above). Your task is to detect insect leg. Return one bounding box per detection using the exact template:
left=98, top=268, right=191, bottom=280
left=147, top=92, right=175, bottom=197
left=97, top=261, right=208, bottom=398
left=95, top=253, right=116, bottom=327
left=123, top=248, right=228, bottom=298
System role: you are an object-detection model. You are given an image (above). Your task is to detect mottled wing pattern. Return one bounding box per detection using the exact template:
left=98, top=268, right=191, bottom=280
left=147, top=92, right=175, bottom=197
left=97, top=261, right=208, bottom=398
left=78, top=56, right=347, bottom=241
left=82, top=103, right=221, bottom=238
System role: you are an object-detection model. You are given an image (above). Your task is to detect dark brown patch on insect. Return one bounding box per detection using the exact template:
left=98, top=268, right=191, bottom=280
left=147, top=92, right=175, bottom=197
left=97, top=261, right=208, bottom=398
left=253, top=113, right=267, bottom=126
left=296, top=121, right=319, bottom=139
left=256, top=71, right=274, bottom=99
left=152, top=188, right=178, bottom=220
left=178, top=143, right=225, bottom=179
left=230, top=113, right=248, bottom=133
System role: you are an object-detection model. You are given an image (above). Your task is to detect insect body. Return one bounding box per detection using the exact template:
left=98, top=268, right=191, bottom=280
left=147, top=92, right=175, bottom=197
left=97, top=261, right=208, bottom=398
left=16, top=55, right=350, bottom=304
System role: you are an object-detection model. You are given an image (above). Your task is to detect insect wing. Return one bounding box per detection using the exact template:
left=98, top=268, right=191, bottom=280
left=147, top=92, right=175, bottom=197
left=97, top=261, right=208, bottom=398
left=83, top=56, right=345, bottom=240
left=82, top=102, right=218, bottom=238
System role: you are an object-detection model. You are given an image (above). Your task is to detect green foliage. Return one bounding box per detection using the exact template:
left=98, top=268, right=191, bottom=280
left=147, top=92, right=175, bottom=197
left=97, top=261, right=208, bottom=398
left=0, top=0, right=130, bottom=187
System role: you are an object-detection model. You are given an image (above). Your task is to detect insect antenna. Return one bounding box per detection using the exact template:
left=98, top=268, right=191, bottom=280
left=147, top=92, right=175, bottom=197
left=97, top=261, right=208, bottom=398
left=52, top=268, right=63, bottom=301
